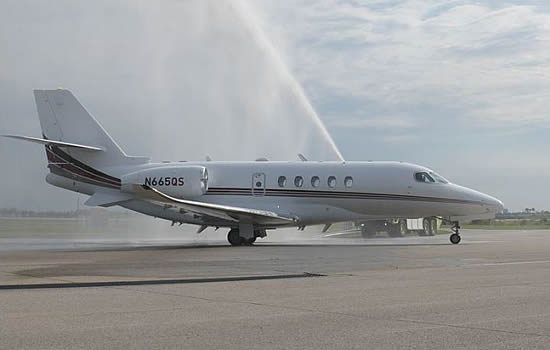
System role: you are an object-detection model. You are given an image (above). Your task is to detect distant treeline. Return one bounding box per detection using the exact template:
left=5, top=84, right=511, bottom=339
left=0, top=208, right=82, bottom=218
left=496, top=211, right=550, bottom=220
left=0, top=208, right=136, bottom=219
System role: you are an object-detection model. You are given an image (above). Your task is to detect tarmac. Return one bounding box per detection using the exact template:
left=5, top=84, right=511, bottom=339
left=1, top=229, right=550, bottom=349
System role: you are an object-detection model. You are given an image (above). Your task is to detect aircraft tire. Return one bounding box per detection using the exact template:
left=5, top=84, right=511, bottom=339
left=429, top=218, right=438, bottom=236
left=227, top=229, right=242, bottom=246
left=242, top=237, right=256, bottom=246
left=450, top=233, right=461, bottom=245
left=399, top=219, right=408, bottom=236
left=388, top=224, right=403, bottom=238
left=423, top=218, right=433, bottom=236
left=361, top=226, right=375, bottom=238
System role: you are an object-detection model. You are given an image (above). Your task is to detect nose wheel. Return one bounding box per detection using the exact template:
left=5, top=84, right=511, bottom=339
left=449, top=221, right=461, bottom=245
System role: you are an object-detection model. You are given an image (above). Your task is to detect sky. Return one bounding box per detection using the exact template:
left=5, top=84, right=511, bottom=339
left=1, top=0, right=549, bottom=211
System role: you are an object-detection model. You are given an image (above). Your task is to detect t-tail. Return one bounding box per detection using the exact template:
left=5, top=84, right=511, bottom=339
left=3, top=89, right=149, bottom=190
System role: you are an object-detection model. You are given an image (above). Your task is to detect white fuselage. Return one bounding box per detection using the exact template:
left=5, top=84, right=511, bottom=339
left=6, top=89, right=504, bottom=245
left=46, top=160, right=504, bottom=228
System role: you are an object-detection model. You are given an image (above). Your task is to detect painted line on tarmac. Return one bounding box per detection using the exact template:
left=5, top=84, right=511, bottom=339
left=473, top=260, right=550, bottom=267
left=0, top=272, right=325, bottom=290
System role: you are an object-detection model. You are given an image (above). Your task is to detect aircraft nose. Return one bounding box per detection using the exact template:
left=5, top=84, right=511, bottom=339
left=482, top=194, right=504, bottom=214
left=454, top=184, right=504, bottom=214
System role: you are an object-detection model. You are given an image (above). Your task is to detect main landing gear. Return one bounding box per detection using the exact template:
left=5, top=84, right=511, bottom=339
left=227, top=228, right=265, bottom=246
left=449, top=221, right=461, bottom=245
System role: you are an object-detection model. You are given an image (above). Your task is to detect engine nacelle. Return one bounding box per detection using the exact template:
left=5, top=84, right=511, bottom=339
left=121, top=166, right=208, bottom=199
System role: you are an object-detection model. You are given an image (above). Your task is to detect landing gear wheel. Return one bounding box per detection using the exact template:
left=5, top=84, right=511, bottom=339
left=242, top=237, right=256, bottom=246
left=388, top=224, right=403, bottom=238
left=423, top=218, right=432, bottom=236
left=361, top=226, right=375, bottom=238
left=450, top=233, right=461, bottom=245
left=449, top=221, right=461, bottom=245
left=227, top=229, right=242, bottom=246
left=429, top=218, right=438, bottom=236
left=399, top=219, right=408, bottom=236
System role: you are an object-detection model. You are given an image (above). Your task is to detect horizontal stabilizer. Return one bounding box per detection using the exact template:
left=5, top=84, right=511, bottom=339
left=2, top=135, right=104, bottom=151
left=85, top=191, right=134, bottom=207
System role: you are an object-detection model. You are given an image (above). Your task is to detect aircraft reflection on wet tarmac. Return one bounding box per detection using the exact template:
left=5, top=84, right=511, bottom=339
left=0, top=230, right=483, bottom=252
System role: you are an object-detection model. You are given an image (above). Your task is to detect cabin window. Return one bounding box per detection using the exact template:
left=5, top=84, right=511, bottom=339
left=311, top=176, right=320, bottom=188
left=415, top=172, right=435, bottom=183
left=294, top=176, right=304, bottom=188
left=278, top=176, right=287, bottom=187
left=328, top=176, right=336, bottom=188
left=344, top=176, right=353, bottom=188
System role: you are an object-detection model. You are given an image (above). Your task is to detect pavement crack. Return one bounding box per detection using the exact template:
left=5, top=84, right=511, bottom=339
left=0, top=269, right=78, bottom=285
left=104, top=285, right=550, bottom=340
left=396, top=318, right=549, bottom=338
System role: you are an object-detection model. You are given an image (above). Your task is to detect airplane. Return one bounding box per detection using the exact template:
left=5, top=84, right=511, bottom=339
left=3, top=89, right=504, bottom=246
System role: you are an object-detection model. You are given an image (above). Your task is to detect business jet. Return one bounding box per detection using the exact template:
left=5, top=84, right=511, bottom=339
left=3, top=89, right=503, bottom=245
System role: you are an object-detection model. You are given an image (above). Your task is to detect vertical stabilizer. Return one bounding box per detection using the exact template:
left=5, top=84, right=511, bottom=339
left=34, top=89, right=148, bottom=170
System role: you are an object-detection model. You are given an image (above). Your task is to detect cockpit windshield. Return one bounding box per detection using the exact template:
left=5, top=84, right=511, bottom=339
left=414, top=171, right=450, bottom=184
left=429, top=172, right=449, bottom=184
left=415, top=172, right=435, bottom=183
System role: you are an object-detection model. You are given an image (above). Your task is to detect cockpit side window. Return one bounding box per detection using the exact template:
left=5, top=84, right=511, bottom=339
left=414, top=172, right=435, bottom=183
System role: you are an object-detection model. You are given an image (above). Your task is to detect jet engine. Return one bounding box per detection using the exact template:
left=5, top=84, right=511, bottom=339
left=121, top=166, right=208, bottom=199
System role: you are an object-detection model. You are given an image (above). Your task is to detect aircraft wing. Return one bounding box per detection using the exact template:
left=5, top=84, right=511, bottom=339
left=130, top=185, right=297, bottom=226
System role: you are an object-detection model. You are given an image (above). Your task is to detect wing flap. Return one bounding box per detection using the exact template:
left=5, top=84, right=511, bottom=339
left=131, top=185, right=297, bottom=225
left=85, top=191, right=134, bottom=207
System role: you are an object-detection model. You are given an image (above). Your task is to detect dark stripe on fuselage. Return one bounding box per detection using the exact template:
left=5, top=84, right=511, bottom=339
left=47, top=146, right=120, bottom=184
left=39, top=143, right=481, bottom=207
left=46, top=148, right=119, bottom=187
left=206, top=187, right=482, bottom=205
left=42, top=134, right=120, bottom=183
left=49, top=164, right=121, bottom=189
left=43, top=143, right=121, bottom=189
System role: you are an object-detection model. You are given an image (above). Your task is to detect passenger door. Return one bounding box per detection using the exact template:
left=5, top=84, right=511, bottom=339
left=252, top=173, right=266, bottom=196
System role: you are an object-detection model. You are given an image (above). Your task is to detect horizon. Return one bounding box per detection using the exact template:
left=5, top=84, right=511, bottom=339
left=1, top=0, right=549, bottom=212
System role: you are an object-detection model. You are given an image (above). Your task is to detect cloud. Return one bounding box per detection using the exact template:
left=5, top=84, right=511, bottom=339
left=255, top=0, right=550, bottom=125
left=1, top=0, right=549, bottom=211
left=0, top=0, right=345, bottom=210
left=330, top=117, right=416, bottom=129
left=253, top=0, right=550, bottom=210
left=381, top=135, right=419, bottom=144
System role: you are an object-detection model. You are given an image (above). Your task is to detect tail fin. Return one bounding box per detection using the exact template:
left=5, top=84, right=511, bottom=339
left=34, top=89, right=148, bottom=169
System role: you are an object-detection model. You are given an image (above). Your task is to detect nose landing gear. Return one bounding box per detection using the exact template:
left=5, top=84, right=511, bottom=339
left=449, top=221, right=461, bottom=245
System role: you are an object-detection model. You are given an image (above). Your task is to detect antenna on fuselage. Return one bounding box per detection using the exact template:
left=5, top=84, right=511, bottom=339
left=205, top=155, right=212, bottom=161
left=297, top=153, right=308, bottom=162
